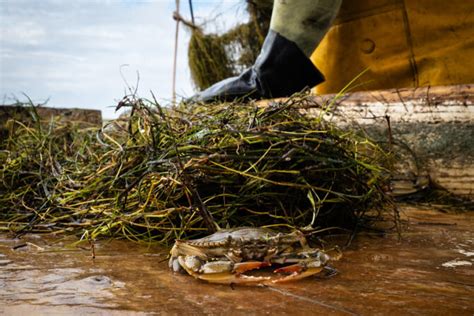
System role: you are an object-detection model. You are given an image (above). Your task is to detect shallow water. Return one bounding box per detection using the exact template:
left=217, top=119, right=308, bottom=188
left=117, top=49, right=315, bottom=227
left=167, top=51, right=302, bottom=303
left=1, top=206, right=473, bottom=315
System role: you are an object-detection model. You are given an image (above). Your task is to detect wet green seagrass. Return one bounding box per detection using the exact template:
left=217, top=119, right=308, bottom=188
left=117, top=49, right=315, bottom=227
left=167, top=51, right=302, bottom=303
left=0, top=95, right=396, bottom=244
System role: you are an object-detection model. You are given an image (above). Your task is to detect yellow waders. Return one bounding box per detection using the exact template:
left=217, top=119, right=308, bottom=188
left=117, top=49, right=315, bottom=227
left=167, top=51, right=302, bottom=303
left=310, top=0, right=474, bottom=94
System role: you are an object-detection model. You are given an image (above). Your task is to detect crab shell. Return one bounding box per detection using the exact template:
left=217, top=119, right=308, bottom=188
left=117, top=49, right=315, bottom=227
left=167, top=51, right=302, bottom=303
left=169, top=227, right=339, bottom=285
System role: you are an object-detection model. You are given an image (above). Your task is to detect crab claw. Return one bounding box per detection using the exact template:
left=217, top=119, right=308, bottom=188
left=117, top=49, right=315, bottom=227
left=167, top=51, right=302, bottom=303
left=177, top=257, right=272, bottom=285
left=193, top=272, right=272, bottom=285
left=271, top=265, right=324, bottom=283
left=233, top=261, right=271, bottom=274
left=273, top=263, right=305, bottom=274
left=196, top=261, right=272, bottom=285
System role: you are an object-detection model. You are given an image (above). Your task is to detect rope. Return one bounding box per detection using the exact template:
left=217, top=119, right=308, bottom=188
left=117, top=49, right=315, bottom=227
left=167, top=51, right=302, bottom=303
left=172, top=0, right=180, bottom=105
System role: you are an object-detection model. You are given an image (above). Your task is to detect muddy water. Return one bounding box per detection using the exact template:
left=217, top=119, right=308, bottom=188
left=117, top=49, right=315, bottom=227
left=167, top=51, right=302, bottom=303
left=1, top=206, right=473, bottom=315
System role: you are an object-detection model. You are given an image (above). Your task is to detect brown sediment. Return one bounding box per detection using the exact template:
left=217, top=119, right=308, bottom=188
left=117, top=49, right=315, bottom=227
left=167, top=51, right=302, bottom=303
left=0, top=206, right=472, bottom=314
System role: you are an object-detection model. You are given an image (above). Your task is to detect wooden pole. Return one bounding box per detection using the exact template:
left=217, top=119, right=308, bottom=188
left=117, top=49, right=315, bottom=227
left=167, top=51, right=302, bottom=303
left=172, top=0, right=180, bottom=106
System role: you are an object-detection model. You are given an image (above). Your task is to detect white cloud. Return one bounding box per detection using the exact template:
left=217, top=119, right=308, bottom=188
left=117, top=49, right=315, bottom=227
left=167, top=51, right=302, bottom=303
left=0, top=0, right=248, bottom=119
left=2, top=21, right=46, bottom=45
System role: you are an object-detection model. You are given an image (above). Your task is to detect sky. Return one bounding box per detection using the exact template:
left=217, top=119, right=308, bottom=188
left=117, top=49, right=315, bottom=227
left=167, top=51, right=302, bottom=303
left=0, top=0, right=249, bottom=119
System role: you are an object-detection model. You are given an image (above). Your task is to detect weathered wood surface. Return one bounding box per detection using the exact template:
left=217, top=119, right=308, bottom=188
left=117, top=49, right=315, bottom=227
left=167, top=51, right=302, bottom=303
left=0, top=105, right=102, bottom=126
left=303, top=84, right=473, bottom=198
left=310, top=84, right=473, bottom=123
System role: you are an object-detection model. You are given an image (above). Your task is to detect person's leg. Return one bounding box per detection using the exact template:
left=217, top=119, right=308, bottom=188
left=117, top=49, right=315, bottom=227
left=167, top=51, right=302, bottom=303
left=190, top=0, right=341, bottom=103
left=271, top=0, right=342, bottom=57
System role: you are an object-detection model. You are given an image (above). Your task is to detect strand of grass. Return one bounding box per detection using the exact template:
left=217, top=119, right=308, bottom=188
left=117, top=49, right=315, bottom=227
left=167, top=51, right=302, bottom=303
left=209, top=160, right=363, bottom=199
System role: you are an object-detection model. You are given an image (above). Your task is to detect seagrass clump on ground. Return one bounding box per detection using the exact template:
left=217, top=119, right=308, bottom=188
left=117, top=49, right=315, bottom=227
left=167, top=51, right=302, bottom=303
left=0, top=96, right=395, bottom=244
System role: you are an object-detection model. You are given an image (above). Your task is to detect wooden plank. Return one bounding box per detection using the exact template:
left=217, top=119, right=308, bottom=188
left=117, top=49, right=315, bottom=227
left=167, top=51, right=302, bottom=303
left=306, top=84, right=473, bottom=123
left=299, top=84, right=473, bottom=199
left=0, top=105, right=102, bottom=126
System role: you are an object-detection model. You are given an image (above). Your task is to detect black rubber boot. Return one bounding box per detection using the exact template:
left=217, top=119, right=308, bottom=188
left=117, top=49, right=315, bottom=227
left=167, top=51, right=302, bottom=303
left=189, top=30, right=325, bottom=103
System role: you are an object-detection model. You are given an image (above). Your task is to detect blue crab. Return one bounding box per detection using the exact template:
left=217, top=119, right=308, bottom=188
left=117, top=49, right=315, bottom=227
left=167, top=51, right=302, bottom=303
left=169, top=227, right=340, bottom=285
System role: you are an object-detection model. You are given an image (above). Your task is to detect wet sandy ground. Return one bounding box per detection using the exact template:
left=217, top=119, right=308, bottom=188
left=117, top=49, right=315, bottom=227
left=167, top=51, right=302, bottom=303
left=1, top=205, right=473, bottom=315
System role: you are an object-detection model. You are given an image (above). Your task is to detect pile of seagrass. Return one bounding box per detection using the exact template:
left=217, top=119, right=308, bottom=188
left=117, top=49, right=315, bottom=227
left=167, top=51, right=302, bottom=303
left=0, top=95, right=396, bottom=244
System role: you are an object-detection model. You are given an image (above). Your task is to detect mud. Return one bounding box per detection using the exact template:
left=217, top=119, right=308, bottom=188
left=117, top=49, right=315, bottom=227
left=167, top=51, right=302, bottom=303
left=1, top=205, right=473, bottom=315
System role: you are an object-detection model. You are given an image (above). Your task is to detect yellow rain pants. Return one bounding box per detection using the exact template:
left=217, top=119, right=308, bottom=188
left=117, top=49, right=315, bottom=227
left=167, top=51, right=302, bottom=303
left=310, top=0, right=474, bottom=94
